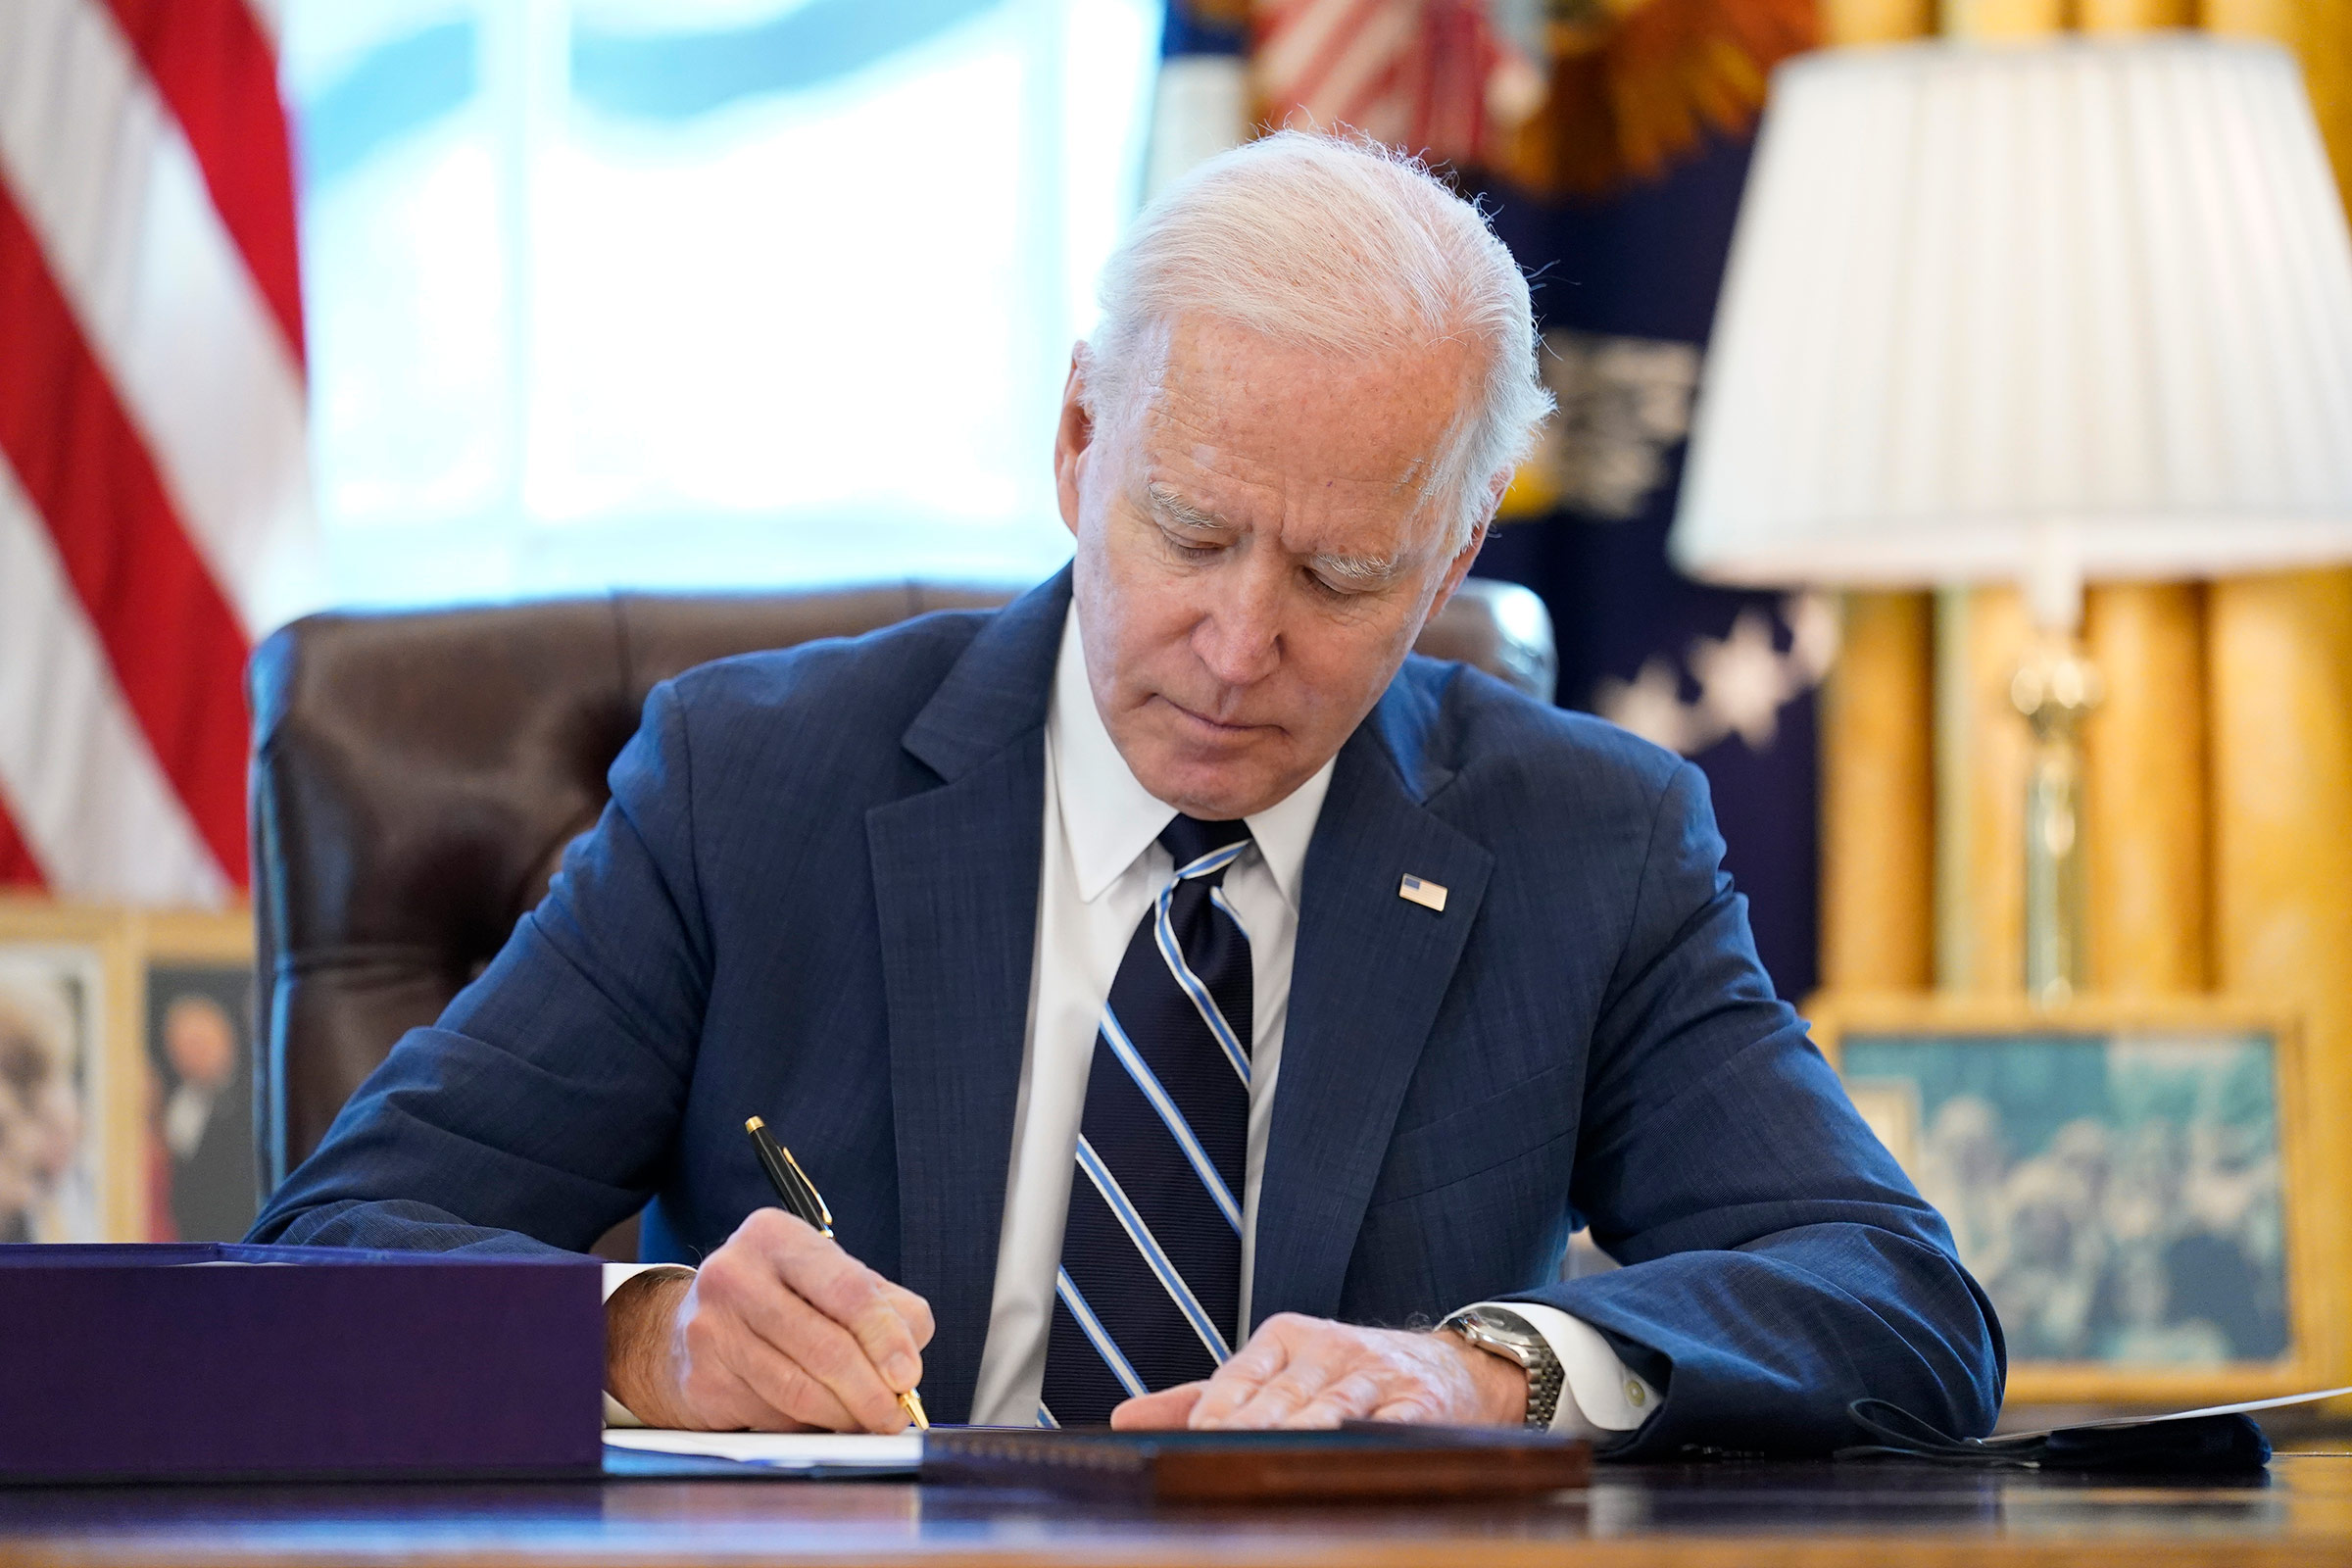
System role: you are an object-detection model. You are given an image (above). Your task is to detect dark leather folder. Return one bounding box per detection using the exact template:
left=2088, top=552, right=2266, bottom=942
left=921, top=1425, right=1592, bottom=1502
left=0, top=1243, right=603, bottom=1484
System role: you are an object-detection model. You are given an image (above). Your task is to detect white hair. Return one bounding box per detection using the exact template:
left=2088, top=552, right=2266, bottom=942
left=1084, top=130, right=1553, bottom=554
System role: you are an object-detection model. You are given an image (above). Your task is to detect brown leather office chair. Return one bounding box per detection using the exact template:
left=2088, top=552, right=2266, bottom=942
left=247, top=578, right=1558, bottom=1211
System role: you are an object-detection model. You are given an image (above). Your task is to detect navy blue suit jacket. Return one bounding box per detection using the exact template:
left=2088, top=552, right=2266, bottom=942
left=253, top=570, right=2003, bottom=1454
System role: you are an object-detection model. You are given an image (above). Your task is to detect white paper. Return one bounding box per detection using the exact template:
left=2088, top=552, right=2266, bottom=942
left=2001, top=1385, right=2352, bottom=1442
left=602, top=1429, right=923, bottom=1470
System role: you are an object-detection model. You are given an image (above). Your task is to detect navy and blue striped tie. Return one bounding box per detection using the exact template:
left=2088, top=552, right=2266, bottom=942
left=1040, top=813, right=1253, bottom=1427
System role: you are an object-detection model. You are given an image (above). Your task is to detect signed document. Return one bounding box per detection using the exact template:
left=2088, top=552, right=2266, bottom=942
left=602, top=1429, right=924, bottom=1474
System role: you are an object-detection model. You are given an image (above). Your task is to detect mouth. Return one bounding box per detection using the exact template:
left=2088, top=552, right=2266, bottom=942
left=1156, top=694, right=1274, bottom=740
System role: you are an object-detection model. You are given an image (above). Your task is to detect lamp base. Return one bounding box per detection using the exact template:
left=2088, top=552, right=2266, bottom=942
left=2012, top=632, right=2102, bottom=1007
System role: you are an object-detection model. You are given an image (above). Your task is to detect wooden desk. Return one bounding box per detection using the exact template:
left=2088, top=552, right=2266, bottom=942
left=5, top=1452, right=2351, bottom=1567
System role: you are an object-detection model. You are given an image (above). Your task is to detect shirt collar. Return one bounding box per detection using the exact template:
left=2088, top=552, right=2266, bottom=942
left=1048, top=602, right=1335, bottom=910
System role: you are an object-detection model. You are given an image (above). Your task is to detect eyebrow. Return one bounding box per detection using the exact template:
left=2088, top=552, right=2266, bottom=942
left=1146, top=484, right=1236, bottom=534
left=1313, top=550, right=1405, bottom=587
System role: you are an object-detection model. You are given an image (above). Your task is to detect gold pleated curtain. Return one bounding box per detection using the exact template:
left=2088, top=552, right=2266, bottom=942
left=1817, top=0, right=2352, bottom=1376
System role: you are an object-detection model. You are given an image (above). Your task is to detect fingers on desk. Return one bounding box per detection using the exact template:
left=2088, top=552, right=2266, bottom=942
left=1111, top=1382, right=1206, bottom=1430
left=1183, top=1315, right=1461, bottom=1430
left=1197, top=1318, right=1361, bottom=1429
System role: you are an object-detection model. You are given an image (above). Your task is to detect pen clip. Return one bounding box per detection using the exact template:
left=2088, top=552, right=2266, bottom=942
left=746, top=1115, right=831, bottom=1236
left=775, top=1142, right=834, bottom=1235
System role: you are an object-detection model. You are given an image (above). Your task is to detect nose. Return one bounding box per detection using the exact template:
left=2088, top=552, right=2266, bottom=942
left=1190, top=558, right=1283, bottom=695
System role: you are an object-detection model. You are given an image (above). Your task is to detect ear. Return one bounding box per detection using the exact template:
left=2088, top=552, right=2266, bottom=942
left=1054, top=345, right=1095, bottom=539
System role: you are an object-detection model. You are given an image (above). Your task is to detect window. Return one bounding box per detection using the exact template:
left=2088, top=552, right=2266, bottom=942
left=282, top=0, right=1161, bottom=607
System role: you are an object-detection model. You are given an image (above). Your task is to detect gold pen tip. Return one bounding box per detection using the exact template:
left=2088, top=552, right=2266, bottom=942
left=901, top=1391, right=930, bottom=1431
left=745, top=1116, right=764, bottom=1133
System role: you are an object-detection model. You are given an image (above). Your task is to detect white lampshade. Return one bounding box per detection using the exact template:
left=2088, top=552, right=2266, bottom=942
left=1671, top=35, right=2352, bottom=608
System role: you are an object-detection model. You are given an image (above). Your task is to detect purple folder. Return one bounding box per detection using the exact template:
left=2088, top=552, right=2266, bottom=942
left=0, top=1243, right=603, bottom=1484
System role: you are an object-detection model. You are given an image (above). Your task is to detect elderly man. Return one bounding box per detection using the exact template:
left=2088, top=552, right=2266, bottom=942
left=253, top=133, right=2002, bottom=1452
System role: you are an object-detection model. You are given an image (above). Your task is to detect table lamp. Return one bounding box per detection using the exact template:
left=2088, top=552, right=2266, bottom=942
left=1671, top=34, right=2352, bottom=1005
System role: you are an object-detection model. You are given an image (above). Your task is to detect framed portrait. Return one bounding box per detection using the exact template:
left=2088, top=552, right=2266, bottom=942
left=1809, top=993, right=2330, bottom=1407
left=0, top=899, right=140, bottom=1243
left=135, top=909, right=259, bottom=1244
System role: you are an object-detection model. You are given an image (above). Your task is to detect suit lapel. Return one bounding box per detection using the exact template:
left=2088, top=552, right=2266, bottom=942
left=866, top=571, right=1068, bottom=1422
left=1250, top=673, right=1493, bottom=1328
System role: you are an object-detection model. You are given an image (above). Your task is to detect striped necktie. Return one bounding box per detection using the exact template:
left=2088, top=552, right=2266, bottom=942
left=1040, top=813, right=1253, bottom=1427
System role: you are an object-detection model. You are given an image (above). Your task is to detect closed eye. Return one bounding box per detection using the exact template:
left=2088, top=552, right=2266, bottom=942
left=1147, top=487, right=1239, bottom=561
left=1161, top=525, right=1231, bottom=560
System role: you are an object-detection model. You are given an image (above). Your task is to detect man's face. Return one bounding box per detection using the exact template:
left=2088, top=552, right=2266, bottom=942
left=1054, top=316, right=1492, bottom=820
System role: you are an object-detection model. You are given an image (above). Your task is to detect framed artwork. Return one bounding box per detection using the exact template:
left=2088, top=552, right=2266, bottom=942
left=0, top=900, right=139, bottom=1243
left=136, top=910, right=259, bottom=1244
left=1809, top=993, right=2329, bottom=1407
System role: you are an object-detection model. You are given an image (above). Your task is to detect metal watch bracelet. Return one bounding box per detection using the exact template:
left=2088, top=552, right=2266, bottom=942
left=1440, top=1305, right=1563, bottom=1430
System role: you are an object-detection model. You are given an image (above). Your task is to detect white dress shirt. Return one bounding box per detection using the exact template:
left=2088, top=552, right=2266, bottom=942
left=609, top=602, right=1656, bottom=1441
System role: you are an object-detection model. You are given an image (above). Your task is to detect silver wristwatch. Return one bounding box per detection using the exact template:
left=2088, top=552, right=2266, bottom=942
left=1440, top=1305, right=1563, bottom=1430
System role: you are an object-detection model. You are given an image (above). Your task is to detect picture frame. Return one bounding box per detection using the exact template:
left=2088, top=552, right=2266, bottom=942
left=0, top=898, right=141, bottom=1243
left=135, top=908, right=260, bottom=1244
left=1807, top=992, right=2329, bottom=1408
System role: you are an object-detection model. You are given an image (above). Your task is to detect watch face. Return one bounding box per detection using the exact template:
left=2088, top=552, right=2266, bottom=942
left=1470, top=1310, right=1541, bottom=1350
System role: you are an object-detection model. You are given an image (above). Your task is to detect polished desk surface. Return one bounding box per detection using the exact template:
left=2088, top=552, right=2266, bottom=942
left=8, top=1448, right=2352, bottom=1568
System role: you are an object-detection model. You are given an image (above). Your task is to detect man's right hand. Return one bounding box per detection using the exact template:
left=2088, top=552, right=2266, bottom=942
left=605, top=1207, right=934, bottom=1432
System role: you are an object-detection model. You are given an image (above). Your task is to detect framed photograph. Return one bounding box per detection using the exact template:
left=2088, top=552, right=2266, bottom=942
left=0, top=899, right=139, bottom=1242
left=136, top=909, right=259, bottom=1244
left=1808, top=993, right=2329, bottom=1407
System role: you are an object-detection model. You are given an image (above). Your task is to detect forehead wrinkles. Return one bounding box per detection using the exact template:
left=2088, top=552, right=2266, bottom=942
left=1140, top=449, right=1426, bottom=551
left=1120, top=320, right=1474, bottom=567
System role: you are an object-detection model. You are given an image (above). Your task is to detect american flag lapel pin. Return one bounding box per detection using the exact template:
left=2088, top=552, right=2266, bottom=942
left=1398, top=873, right=1447, bottom=913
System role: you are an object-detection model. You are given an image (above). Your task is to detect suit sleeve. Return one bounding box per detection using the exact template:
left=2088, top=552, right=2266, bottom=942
left=246, top=681, right=712, bottom=1256
left=1501, top=760, right=2005, bottom=1457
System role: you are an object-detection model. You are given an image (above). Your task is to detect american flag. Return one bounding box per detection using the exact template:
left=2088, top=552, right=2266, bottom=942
left=1252, top=0, right=1539, bottom=168
left=0, top=0, right=311, bottom=905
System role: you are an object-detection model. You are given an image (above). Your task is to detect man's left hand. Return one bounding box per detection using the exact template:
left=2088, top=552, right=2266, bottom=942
left=1109, top=1312, right=1528, bottom=1430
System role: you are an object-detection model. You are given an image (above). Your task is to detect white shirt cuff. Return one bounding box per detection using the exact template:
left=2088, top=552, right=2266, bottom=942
left=602, top=1262, right=695, bottom=1428
left=1467, top=1300, right=1659, bottom=1446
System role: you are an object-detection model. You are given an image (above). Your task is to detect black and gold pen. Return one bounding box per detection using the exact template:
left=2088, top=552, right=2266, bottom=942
left=744, top=1116, right=929, bottom=1431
